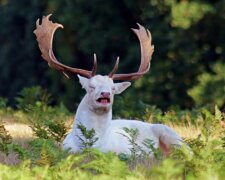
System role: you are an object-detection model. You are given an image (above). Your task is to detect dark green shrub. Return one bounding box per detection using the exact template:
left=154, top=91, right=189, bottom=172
left=188, top=62, right=225, bottom=108
left=16, top=86, right=51, bottom=111
left=0, top=97, right=8, bottom=109
left=27, top=102, right=69, bottom=142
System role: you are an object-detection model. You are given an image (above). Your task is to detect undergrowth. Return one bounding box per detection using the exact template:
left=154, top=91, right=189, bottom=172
left=0, top=86, right=224, bottom=179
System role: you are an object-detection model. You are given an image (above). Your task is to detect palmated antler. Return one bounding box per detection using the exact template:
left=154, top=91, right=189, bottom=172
left=109, top=23, right=154, bottom=80
left=34, top=14, right=97, bottom=78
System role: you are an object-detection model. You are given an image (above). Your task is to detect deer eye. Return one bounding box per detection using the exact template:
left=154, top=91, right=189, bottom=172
left=112, top=87, right=116, bottom=93
left=89, top=86, right=95, bottom=90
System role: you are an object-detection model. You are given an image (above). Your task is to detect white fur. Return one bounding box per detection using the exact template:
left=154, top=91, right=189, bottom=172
left=62, top=75, right=183, bottom=155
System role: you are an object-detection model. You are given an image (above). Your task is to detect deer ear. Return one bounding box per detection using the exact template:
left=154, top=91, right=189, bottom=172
left=114, top=82, right=131, bottom=94
left=77, top=75, right=89, bottom=90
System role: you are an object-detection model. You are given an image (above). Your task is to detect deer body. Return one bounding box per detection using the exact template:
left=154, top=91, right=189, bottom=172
left=34, top=15, right=184, bottom=156
left=62, top=75, right=183, bottom=155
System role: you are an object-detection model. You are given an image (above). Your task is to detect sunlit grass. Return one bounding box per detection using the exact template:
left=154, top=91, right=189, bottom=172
left=4, top=123, right=34, bottom=147
left=3, top=121, right=202, bottom=145
left=168, top=123, right=201, bottom=139
left=4, top=123, right=33, bottom=139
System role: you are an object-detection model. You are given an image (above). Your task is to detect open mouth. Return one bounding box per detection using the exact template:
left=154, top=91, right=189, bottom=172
left=96, top=98, right=110, bottom=104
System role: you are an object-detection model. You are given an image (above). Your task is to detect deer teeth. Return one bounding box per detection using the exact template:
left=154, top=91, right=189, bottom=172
left=97, top=98, right=110, bottom=103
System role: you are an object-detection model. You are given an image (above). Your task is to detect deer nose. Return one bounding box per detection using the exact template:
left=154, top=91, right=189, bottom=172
left=101, top=92, right=110, bottom=97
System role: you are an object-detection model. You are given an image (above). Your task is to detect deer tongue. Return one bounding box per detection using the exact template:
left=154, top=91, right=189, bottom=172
left=101, top=99, right=108, bottom=104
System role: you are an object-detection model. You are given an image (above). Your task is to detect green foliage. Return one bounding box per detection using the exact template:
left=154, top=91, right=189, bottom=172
left=0, top=0, right=225, bottom=110
left=143, top=133, right=225, bottom=179
left=0, top=0, right=49, bottom=105
left=142, top=139, right=162, bottom=160
left=0, top=149, right=131, bottom=179
left=26, top=100, right=69, bottom=142
left=28, top=139, right=68, bottom=166
left=16, top=86, right=51, bottom=111
left=188, top=62, right=225, bottom=108
left=16, top=86, right=70, bottom=142
left=120, top=127, right=142, bottom=162
left=0, top=97, right=8, bottom=109
left=77, top=123, right=99, bottom=150
left=0, top=97, right=225, bottom=179
left=119, top=127, right=162, bottom=169
left=200, top=106, right=222, bottom=141
left=74, top=149, right=129, bottom=177
left=114, top=95, right=149, bottom=119
left=171, top=1, right=213, bottom=29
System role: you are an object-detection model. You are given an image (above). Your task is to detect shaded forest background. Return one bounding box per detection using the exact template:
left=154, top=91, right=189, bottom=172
left=0, top=0, right=224, bottom=111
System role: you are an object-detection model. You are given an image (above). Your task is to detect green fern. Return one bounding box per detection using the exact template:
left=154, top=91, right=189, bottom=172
left=77, top=123, right=99, bottom=150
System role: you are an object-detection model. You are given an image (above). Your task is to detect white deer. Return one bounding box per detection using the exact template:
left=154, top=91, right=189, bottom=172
left=34, top=15, right=184, bottom=156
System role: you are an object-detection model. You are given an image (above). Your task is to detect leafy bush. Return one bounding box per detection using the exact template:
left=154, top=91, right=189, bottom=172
left=14, top=86, right=70, bottom=142
left=26, top=102, right=69, bottom=142
left=15, top=86, right=51, bottom=111
left=188, top=62, right=225, bottom=108
left=171, top=1, right=213, bottom=29
left=0, top=97, right=8, bottom=109
left=113, top=95, right=150, bottom=119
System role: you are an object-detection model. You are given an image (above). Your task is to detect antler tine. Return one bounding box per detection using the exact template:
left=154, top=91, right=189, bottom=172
left=111, top=23, right=154, bottom=81
left=108, top=56, right=119, bottom=78
left=34, top=14, right=96, bottom=79
left=91, top=53, right=97, bottom=76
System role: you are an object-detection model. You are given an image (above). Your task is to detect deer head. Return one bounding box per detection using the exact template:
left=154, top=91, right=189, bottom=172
left=77, top=75, right=131, bottom=113
left=34, top=14, right=154, bottom=113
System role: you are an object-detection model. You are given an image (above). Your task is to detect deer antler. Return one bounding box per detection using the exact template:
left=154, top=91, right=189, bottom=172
left=34, top=14, right=97, bottom=78
left=109, top=23, right=154, bottom=80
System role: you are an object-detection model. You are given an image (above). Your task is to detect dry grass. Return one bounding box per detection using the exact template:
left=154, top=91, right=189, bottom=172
left=4, top=123, right=33, bottom=139
left=168, top=123, right=201, bottom=139
left=3, top=123, right=34, bottom=147
left=0, top=123, right=33, bottom=165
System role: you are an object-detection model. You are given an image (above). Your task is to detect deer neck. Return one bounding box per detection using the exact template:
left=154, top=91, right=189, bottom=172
left=73, top=94, right=112, bottom=135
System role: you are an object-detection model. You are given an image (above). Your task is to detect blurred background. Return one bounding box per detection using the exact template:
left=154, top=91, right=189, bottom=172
left=0, top=0, right=224, bottom=112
